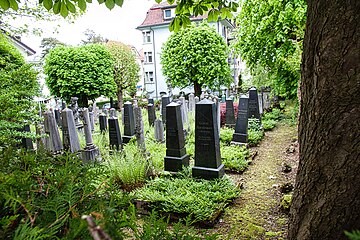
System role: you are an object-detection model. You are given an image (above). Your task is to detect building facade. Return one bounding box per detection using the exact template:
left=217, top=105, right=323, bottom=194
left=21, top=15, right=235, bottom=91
left=137, top=2, right=240, bottom=99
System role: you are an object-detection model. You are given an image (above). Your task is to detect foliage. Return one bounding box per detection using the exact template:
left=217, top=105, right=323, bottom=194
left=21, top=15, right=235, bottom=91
left=105, top=41, right=140, bottom=109
left=44, top=44, right=116, bottom=107
left=235, top=0, right=306, bottom=98
left=161, top=22, right=231, bottom=95
left=81, top=29, right=107, bottom=45
left=262, top=119, right=277, bottom=131
left=221, top=145, right=250, bottom=172
left=40, top=37, right=66, bottom=59
left=248, top=118, right=264, bottom=146
left=220, top=127, right=234, bottom=145
left=280, top=194, right=292, bottom=212
left=345, top=230, right=360, bottom=240
left=134, top=172, right=240, bottom=222
left=0, top=34, right=40, bottom=147
left=262, top=108, right=283, bottom=130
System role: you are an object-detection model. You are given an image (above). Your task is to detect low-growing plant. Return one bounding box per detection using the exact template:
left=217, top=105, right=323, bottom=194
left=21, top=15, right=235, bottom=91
left=220, top=127, right=234, bottom=145
left=221, top=145, right=250, bottom=172
left=345, top=230, right=360, bottom=240
left=262, top=119, right=277, bottom=131
left=248, top=128, right=264, bottom=146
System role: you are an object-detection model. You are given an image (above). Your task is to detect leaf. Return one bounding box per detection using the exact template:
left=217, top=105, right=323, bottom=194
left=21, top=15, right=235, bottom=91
left=85, top=0, right=92, bottom=2
left=0, top=0, right=10, bottom=10
left=8, top=0, right=18, bottom=10
left=43, top=0, right=53, bottom=10
left=105, top=0, right=114, bottom=9
left=78, top=0, right=86, bottom=11
left=60, top=1, right=69, bottom=17
left=155, top=0, right=161, bottom=3
left=65, top=0, right=76, bottom=13
left=97, top=0, right=104, bottom=4
left=114, top=0, right=122, bottom=7
left=53, top=0, right=61, bottom=14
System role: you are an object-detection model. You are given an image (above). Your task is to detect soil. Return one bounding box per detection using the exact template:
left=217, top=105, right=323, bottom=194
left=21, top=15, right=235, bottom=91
left=207, top=122, right=299, bottom=239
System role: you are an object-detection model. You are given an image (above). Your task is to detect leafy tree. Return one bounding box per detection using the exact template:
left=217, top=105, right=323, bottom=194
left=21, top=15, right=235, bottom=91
left=235, top=0, right=306, bottom=98
left=0, top=33, right=40, bottom=146
left=105, top=41, right=139, bottom=110
left=44, top=44, right=116, bottom=107
left=161, top=22, right=231, bottom=96
left=40, top=37, right=66, bottom=59
left=81, top=29, right=107, bottom=45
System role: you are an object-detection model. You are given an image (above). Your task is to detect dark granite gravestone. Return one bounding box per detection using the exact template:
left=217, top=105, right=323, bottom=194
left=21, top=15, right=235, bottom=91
left=99, top=112, right=107, bottom=133
left=80, top=108, right=100, bottom=162
left=225, top=98, right=236, bottom=128
left=147, top=103, right=156, bottom=127
left=54, top=109, right=61, bottom=127
left=61, top=108, right=81, bottom=153
left=161, top=95, right=171, bottom=124
left=164, top=102, right=190, bottom=172
left=21, top=124, right=34, bottom=150
left=148, top=98, right=154, bottom=105
left=192, top=99, right=224, bottom=179
left=122, top=101, right=135, bottom=144
left=248, top=87, right=261, bottom=120
left=108, top=110, right=122, bottom=151
left=232, top=95, right=249, bottom=145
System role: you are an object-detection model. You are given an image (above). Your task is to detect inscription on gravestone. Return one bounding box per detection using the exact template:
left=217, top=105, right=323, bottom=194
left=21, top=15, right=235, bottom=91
left=248, top=87, right=261, bottom=120
left=232, top=95, right=249, bottom=145
left=108, top=109, right=122, bottom=150
left=123, top=101, right=135, bottom=144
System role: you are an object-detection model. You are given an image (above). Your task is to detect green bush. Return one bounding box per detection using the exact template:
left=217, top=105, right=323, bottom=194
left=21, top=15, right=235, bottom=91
left=221, top=145, right=250, bottom=172
left=248, top=128, right=264, bottom=146
left=220, top=127, right=234, bottom=145
left=262, top=119, right=277, bottom=131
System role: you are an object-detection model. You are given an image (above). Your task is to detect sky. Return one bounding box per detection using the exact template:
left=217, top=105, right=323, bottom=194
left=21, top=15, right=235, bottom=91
left=20, top=0, right=155, bottom=54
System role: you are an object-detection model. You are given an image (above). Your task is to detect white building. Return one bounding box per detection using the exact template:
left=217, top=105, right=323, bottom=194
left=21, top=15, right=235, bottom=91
left=137, top=2, right=240, bottom=99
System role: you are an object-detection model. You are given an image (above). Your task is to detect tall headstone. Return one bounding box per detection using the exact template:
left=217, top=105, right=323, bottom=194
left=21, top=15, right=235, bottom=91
left=93, top=102, right=99, bottom=123
left=44, top=110, right=63, bottom=153
left=54, top=109, right=61, bottom=127
left=225, top=98, right=236, bottom=128
left=232, top=95, right=249, bottom=146
left=80, top=108, right=100, bottom=162
left=214, top=96, right=221, bottom=136
left=147, top=103, right=156, bottom=127
left=194, top=96, right=200, bottom=104
left=192, top=99, right=224, bottom=179
left=99, top=112, right=107, bottom=133
left=164, top=102, right=190, bottom=172
left=61, top=108, right=81, bottom=153
left=189, top=93, right=195, bottom=112
left=122, top=101, right=135, bottom=144
left=248, top=87, right=261, bottom=120
left=258, top=94, right=263, bottom=115
left=108, top=109, right=122, bottom=150
left=261, top=87, right=271, bottom=111
left=69, top=97, right=83, bottom=130
left=89, top=111, right=95, bottom=132
left=154, top=119, right=164, bottom=142
left=109, top=108, right=117, bottom=118
left=161, top=95, right=170, bottom=124
left=148, top=98, right=154, bottom=105
left=179, top=96, right=188, bottom=129
left=134, top=106, right=146, bottom=152
left=20, top=124, right=34, bottom=150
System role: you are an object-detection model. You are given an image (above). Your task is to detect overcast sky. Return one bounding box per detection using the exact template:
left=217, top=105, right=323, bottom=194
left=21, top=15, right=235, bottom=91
left=21, top=0, right=154, bottom=53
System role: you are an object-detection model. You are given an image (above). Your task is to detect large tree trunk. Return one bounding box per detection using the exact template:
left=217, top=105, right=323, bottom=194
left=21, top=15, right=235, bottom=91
left=288, top=1, right=360, bottom=239
left=194, top=81, right=202, bottom=97
left=117, top=88, right=123, bottom=111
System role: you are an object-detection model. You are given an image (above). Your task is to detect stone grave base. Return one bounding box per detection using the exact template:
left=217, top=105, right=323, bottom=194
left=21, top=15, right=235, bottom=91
left=192, top=164, right=225, bottom=180
left=164, top=154, right=190, bottom=172
left=122, top=135, right=134, bottom=144
left=231, top=133, right=248, bottom=146
left=81, top=147, right=100, bottom=163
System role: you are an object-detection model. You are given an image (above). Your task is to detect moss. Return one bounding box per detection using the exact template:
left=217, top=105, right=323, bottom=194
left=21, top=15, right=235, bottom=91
left=280, top=194, right=292, bottom=211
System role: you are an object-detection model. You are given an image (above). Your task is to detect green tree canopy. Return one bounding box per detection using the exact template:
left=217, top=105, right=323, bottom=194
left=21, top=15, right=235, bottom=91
left=105, top=41, right=139, bottom=110
left=40, top=37, right=66, bottom=59
left=0, top=33, right=40, bottom=146
left=161, top=22, right=231, bottom=96
left=235, top=0, right=306, bottom=98
left=44, top=44, right=116, bottom=107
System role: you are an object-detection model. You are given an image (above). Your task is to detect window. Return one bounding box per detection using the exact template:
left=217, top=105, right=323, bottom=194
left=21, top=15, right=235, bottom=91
left=142, top=31, right=151, bottom=43
left=144, top=52, right=153, bottom=63
left=164, top=9, right=172, bottom=19
left=145, top=71, right=154, bottom=83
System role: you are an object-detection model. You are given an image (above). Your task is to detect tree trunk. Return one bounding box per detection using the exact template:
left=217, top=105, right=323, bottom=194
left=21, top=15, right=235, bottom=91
left=288, top=1, right=360, bottom=239
left=194, top=82, right=202, bottom=97
left=117, top=88, right=123, bottom=111
left=78, top=96, right=88, bottom=108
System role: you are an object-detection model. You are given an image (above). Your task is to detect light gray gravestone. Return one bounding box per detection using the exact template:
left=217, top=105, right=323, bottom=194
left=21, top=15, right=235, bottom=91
left=189, top=93, right=195, bottom=112
left=213, top=96, right=221, bottom=137
left=134, top=106, right=146, bottom=152
left=54, top=109, right=61, bottom=127
left=62, top=108, right=81, bottom=153
left=89, top=111, right=95, bottom=132
left=35, top=123, right=46, bottom=151
left=179, top=96, right=188, bottom=129
left=195, top=96, right=200, bottom=104
left=261, top=87, right=271, bottom=111
left=108, top=109, right=122, bottom=151
left=232, top=95, right=249, bottom=146
left=164, top=102, right=190, bottom=172
left=258, top=93, right=263, bottom=115
left=154, top=119, right=164, bottom=143
left=192, top=99, right=224, bottom=179
left=80, top=108, right=100, bottom=163
left=225, top=98, right=236, bottom=128
left=69, top=97, right=83, bottom=130
left=44, top=110, right=63, bottom=153
left=122, top=101, right=135, bottom=144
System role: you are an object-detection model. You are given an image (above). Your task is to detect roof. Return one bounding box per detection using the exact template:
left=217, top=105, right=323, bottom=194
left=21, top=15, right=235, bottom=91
left=137, top=2, right=207, bottom=29
left=1, top=29, right=36, bottom=56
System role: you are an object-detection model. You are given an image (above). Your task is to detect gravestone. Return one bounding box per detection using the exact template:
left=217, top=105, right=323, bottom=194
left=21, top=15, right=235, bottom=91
left=161, top=95, right=170, bottom=124
left=69, top=97, right=83, bottom=130
left=99, top=112, right=107, bottom=133
left=148, top=98, right=154, bottom=105
left=44, top=110, right=63, bottom=153
left=54, top=109, right=61, bottom=127
left=62, top=108, right=81, bottom=153
left=134, top=106, right=146, bottom=152
left=154, top=119, right=164, bottom=142
left=192, top=99, right=224, bottom=179
left=221, top=94, right=226, bottom=103
left=109, top=108, right=117, bottom=118
left=164, top=102, right=190, bottom=172
left=261, top=87, right=271, bottom=111
left=103, top=109, right=109, bottom=117
left=213, top=96, right=221, bottom=136
left=248, top=87, right=261, bottom=120
left=93, top=102, right=99, bottom=123
left=108, top=108, right=122, bottom=150
left=232, top=95, right=249, bottom=146
left=122, top=101, right=135, bottom=144
left=35, top=123, right=46, bottom=150
left=80, top=108, right=100, bottom=162
left=61, top=101, right=66, bottom=110
left=195, top=96, right=200, bottom=104
left=258, top=94, right=263, bottom=115
left=89, top=111, right=95, bottom=132
left=21, top=124, right=34, bottom=150
left=225, top=98, right=236, bottom=128
left=188, top=93, right=195, bottom=112
left=147, top=103, right=156, bottom=127
left=179, top=96, right=188, bottom=130
left=200, top=92, right=205, bottom=100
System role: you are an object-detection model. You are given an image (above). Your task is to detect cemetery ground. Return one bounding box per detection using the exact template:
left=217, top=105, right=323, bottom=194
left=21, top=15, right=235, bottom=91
left=0, top=101, right=298, bottom=239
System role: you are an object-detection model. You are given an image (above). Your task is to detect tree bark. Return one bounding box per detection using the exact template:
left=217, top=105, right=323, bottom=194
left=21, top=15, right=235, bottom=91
left=288, top=1, right=360, bottom=239
left=194, top=81, right=202, bottom=97
left=117, top=88, right=123, bottom=111
left=78, top=96, right=88, bottom=108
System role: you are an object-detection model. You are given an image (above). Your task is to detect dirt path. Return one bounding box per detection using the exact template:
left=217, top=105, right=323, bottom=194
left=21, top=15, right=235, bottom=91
left=210, top=123, right=298, bottom=239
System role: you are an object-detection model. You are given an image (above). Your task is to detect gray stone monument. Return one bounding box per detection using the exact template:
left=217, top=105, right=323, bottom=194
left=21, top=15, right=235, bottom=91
left=214, top=96, right=221, bottom=136
left=248, top=87, right=261, bottom=120
left=232, top=95, right=249, bottom=146
left=44, top=110, right=63, bottom=153
left=20, top=124, right=34, bottom=150
left=134, top=106, right=146, bottom=152
left=122, top=101, right=135, bottom=144
left=99, top=112, right=107, bottom=133
left=261, top=87, right=271, bottom=111
left=161, top=95, right=170, bottom=124
left=154, top=119, right=164, bottom=143
left=225, top=98, right=236, bottom=128
left=54, top=109, right=61, bottom=127
left=189, top=93, right=195, bottom=112
left=192, top=99, right=224, bottom=179
left=62, top=108, right=80, bottom=153
left=108, top=109, right=122, bottom=150
left=258, top=94, right=263, bottom=115
left=147, top=103, right=156, bottom=127
left=179, top=96, right=188, bottom=130
left=35, top=123, right=46, bottom=150
left=194, top=96, right=200, bottom=104
left=89, top=111, right=95, bottom=132
left=69, top=97, right=83, bottom=130
left=164, top=102, right=190, bottom=172
left=80, top=108, right=100, bottom=163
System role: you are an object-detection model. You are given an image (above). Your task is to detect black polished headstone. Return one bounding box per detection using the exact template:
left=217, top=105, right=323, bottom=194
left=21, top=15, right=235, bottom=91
left=99, top=113, right=107, bottom=133
left=232, top=95, right=249, bottom=145
left=147, top=103, right=156, bottom=127
left=122, top=101, right=135, bottom=144
left=108, top=114, right=122, bottom=151
left=21, top=124, right=34, bottom=150
left=192, top=99, right=224, bottom=179
left=148, top=98, right=154, bottom=105
left=161, top=95, right=170, bottom=124
left=248, top=87, right=261, bottom=120
left=164, top=102, right=189, bottom=172
left=225, top=98, right=235, bottom=128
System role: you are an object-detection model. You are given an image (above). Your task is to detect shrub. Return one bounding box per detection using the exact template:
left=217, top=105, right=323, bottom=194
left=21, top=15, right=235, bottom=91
left=221, top=145, right=250, bottom=172
left=220, top=127, right=234, bottom=145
